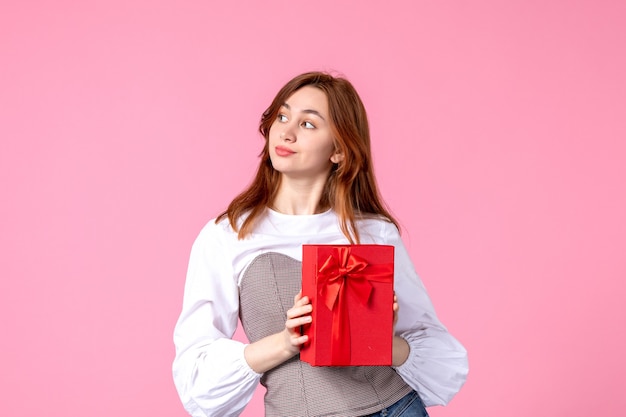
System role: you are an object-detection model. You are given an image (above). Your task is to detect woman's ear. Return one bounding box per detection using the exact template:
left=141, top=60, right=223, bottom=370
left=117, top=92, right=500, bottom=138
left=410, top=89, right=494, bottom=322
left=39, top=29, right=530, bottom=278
left=330, top=150, right=344, bottom=164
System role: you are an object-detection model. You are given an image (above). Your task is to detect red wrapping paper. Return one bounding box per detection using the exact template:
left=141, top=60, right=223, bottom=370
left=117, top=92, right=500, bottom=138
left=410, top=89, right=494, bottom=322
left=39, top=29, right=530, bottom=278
left=300, top=244, right=395, bottom=366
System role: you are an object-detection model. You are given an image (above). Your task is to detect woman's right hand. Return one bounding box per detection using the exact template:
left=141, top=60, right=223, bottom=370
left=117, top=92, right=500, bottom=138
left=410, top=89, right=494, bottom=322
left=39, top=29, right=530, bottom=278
left=244, top=290, right=312, bottom=373
left=283, top=290, right=312, bottom=354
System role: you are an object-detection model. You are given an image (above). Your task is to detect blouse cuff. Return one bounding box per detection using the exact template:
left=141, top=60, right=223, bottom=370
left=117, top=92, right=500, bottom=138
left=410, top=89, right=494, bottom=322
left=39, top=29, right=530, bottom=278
left=238, top=343, right=263, bottom=377
left=390, top=328, right=469, bottom=407
left=391, top=332, right=418, bottom=373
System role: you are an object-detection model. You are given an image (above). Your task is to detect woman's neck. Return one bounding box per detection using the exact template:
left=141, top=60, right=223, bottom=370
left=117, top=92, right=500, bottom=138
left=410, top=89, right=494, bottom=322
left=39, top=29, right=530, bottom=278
left=271, top=176, right=328, bottom=215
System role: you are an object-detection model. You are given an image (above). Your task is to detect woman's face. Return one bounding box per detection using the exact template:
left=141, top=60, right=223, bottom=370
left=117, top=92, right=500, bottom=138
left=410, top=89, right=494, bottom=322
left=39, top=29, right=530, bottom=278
left=268, top=86, right=341, bottom=181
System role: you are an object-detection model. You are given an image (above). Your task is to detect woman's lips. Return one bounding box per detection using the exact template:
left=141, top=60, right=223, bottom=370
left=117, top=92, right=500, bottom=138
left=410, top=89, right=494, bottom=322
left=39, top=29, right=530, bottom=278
left=275, top=146, right=296, bottom=157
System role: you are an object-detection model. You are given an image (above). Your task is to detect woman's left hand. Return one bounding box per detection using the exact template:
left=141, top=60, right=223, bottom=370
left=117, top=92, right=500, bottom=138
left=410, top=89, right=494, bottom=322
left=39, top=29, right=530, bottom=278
left=393, top=294, right=399, bottom=328
left=392, top=294, right=410, bottom=367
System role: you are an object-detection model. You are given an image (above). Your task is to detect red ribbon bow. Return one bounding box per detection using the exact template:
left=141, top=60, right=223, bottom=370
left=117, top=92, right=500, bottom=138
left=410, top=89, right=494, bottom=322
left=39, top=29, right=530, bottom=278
left=317, top=247, right=393, bottom=364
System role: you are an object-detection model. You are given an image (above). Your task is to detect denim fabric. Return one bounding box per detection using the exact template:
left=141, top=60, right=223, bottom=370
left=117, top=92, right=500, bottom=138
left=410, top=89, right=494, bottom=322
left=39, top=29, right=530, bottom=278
left=363, top=390, right=429, bottom=417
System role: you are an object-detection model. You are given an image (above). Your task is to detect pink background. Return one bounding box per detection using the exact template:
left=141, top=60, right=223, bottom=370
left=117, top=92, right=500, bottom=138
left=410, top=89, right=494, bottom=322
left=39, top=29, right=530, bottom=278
left=1, top=1, right=625, bottom=416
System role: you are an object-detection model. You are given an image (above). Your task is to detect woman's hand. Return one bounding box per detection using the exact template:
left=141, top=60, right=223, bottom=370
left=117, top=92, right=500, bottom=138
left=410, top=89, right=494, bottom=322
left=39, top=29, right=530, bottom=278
left=283, top=290, right=312, bottom=353
left=244, top=290, right=312, bottom=373
left=393, top=294, right=399, bottom=327
left=392, top=294, right=410, bottom=367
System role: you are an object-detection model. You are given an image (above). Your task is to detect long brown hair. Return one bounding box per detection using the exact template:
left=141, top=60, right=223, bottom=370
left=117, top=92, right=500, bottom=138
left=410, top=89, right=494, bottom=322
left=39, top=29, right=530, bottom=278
left=216, top=71, right=398, bottom=243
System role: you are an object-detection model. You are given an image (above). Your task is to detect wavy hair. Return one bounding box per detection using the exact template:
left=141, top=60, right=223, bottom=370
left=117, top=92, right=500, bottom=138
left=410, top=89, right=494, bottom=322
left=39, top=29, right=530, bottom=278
left=216, top=71, right=398, bottom=243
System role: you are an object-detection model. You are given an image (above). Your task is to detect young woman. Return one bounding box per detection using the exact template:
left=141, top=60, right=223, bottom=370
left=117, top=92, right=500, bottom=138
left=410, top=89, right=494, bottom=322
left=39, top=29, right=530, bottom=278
left=173, top=72, right=468, bottom=417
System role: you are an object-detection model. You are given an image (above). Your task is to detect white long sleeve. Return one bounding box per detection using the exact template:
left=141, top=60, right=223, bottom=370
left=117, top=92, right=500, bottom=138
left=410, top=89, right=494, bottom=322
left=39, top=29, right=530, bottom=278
left=172, top=221, right=261, bottom=417
left=385, top=225, right=469, bottom=406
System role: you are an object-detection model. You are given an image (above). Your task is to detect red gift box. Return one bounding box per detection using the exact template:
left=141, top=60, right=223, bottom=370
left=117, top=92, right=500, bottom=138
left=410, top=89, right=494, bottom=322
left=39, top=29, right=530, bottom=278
left=300, top=244, right=395, bottom=366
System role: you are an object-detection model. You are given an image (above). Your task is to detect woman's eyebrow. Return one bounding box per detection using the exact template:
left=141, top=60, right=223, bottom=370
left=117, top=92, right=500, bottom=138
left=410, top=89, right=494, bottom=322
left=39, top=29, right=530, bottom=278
left=282, top=102, right=326, bottom=121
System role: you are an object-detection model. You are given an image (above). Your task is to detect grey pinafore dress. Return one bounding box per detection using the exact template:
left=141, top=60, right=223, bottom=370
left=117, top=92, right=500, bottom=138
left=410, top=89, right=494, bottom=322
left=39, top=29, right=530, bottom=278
left=239, top=252, right=412, bottom=417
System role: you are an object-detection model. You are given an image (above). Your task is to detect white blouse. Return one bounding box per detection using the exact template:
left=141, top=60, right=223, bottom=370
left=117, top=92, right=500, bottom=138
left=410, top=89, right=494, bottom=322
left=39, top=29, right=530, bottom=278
left=173, top=209, right=468, bottom=417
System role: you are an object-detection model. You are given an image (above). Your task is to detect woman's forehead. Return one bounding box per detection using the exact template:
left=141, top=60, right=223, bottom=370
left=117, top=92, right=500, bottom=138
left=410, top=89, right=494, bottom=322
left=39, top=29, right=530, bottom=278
left=283, top=86, right=329, bottom=115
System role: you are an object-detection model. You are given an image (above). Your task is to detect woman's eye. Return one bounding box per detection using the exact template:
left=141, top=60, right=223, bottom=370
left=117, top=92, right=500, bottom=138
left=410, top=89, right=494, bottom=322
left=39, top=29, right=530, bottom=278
left=277, top=114, right=288, bottom=122
left=302, top=121, right=315, bottom=129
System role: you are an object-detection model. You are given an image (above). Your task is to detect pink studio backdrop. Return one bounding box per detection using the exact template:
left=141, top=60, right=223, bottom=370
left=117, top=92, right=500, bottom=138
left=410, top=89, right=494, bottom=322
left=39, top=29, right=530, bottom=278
left=1, top=1, right=625, bottom=416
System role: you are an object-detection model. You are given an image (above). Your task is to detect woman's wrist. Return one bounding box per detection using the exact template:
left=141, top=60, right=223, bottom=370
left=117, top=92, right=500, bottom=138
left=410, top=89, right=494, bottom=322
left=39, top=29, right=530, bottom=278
left=392, top=335, right=410, bottom=367
left=245, top=292, right=312, bottom=373
left=244, top=331, right=299, bottom=373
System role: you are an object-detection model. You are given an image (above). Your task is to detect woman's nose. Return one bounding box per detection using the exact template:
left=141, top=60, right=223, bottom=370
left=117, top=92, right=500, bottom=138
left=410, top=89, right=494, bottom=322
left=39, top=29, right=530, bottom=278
left=280, top=127, right=296, bottom=142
